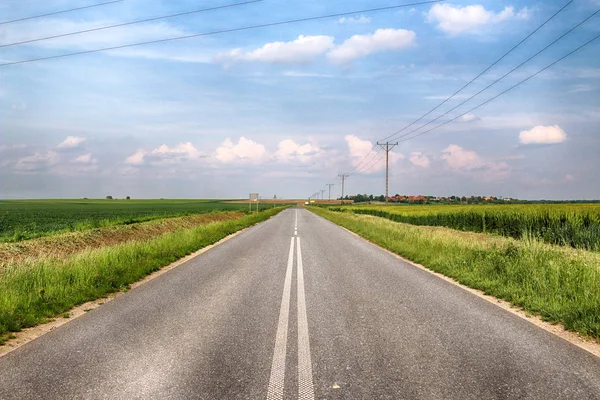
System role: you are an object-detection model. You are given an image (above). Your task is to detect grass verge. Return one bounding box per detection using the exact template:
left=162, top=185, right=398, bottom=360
left=0, top=207, right=286, bottom=343
left=310, top=207, right=600, bottom=339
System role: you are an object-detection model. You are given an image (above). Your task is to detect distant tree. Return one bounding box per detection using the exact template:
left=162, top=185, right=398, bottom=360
left=106, top=195, right=113, bottom=200
left=126, top=196, right=131, bottom=200
left=378, top=195, right=385, bottom=202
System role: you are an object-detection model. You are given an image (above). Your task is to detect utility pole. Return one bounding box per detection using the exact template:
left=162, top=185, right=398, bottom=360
left=338, top=174, right=349, bottom=200
left=377, top=142, right=399, bottom=205
left=326, top=184, right=334, bottom=201
left=320, top=189, right=326, bottom=201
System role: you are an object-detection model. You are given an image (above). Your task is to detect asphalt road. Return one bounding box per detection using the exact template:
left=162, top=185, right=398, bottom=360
left=1, top=208, right=599, bottom=399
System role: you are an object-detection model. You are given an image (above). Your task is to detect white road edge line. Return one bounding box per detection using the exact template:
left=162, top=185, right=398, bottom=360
left=266, top=237, right=295, bottom=400
left=296, top=237, right=315, bottom=400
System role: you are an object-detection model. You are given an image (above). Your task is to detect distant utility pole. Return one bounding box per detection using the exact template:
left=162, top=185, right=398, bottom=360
left=338, top=174, right=349, bottom=200
left=377, top=142, right=399, bottom=205
left=320, top=189, right=326, bottom=200
left=326, top=184, right=335, bottom=201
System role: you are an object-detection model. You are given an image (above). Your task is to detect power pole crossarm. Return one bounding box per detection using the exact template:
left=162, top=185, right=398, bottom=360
left=377, top=142, right=398, bottom=205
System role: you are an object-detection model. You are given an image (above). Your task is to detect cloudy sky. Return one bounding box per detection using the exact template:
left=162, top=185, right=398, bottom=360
left=1, top=0, right=599, bottom=200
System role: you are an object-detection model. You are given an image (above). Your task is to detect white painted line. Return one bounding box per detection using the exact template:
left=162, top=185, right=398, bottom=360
left=296, top=237, right=315, bottom=400
left=266, top=237, right=295, bottom=400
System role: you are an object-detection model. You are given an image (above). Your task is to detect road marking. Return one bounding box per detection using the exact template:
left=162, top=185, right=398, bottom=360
left=266, top=237, right=295, bottom=400
left=296, top=237, right=315, bottom=400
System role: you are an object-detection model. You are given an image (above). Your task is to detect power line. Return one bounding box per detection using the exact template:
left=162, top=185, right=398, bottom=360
left=0, top=0, right=263, bottom=49
left=388, top=7, right=599, bottom=143
left=0, top=0, right=443, bottom=68
left=0, top=1, right=124, bottom=25
left=396, top=32, right=600, bottom=144
left=351, top=151, right=386, bottom=176
left=345, top=0, right=573, bottom=174
left=348, top=26, right=599, bottom=178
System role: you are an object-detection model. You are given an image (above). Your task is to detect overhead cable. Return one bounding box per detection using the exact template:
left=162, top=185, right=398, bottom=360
left=345, top=0, right=574, bottom=174
left=388, top=7, right=599, bottom=143
left=0, top=0, right=443, bottom=67
left=396, top=33, right=600, bottom=144
left=0, top=0, right=263, bottom=49
left=0, top=1, right=124, bottom=25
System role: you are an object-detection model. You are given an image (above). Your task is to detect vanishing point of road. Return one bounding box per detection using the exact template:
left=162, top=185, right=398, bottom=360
left=1, top=208, right=599, bottom=399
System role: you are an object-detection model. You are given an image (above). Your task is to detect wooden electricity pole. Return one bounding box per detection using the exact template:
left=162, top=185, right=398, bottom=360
left=338, top=174, right=349, bottom=201
left=326, top=184, right=334, bottom=201
left=377, top=142, right=398, bottom=205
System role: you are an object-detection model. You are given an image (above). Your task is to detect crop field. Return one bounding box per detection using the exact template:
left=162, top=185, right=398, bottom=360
left=0, top=199, right=276, bottom=242
left=328, top=203, right=600, bottom=251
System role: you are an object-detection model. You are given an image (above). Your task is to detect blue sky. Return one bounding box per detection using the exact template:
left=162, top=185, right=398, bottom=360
left=1, top=0, right=599, bottom=199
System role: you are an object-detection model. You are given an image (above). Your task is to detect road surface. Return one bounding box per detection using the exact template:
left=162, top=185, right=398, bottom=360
left=1, top=208, right=599, bottom=399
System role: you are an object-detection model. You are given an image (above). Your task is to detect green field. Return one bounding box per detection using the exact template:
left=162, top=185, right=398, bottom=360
left=0, top=199, right=276, bottom=242
left=329, top=203, right=600, bottom=251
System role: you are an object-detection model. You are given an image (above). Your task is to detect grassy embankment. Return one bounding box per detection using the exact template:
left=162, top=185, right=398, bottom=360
left=0, top=207, right=287, bottom=344
left=330, top=203, right=600, bottom=251
left=310, top=207, right=600, bottom=339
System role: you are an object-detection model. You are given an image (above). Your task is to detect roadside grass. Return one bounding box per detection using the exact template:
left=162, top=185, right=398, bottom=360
left=0, top=207, right=286, bottom=343
left=310, top=207, right=600, bottom=339
left=0, top=212, right=245, bottom=267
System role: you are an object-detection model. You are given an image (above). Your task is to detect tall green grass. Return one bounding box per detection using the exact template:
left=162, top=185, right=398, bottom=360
left=329, top=204, right=600, bottom=251
left=0, top=207, right=286, bottom=343
left=311, top=207, right=600, bottom=339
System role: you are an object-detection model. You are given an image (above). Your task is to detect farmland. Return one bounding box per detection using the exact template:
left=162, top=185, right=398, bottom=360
left=329, top=203, right=600, bottom=251
left=0, top=199, right=276, bottom=242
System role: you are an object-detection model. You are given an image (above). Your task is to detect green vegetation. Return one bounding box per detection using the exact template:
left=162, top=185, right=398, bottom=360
left=329, top=204, right=600, bottom=251
left=0, top=207, right=285, bottom=343
left=310, top=207, right=600, bottom=339
left=0, top=199, right=276, bottom=242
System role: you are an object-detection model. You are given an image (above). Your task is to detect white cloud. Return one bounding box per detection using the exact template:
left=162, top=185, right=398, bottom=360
left=458, top=113, right=480, bottom=123
left=441, top=144, right=511, bottom=181
left=345, top=135, right=403, bottom=173
left=427, top=4, right=530, bottom=36
left=215, top=35, right=334, bottom=65
left=328, top=29, right=415, bottom=63
left=125, top=150, right=146, bottom=166
left=275, top=139, right=319, bottom=163
left=519, top=125, right=567, bottom=145
left=125, top=142, right=205, bottom=166
left=14, top=151, right=60, bottom=172
left=216, top=137, right=266, bottom=163
left=72, top=153, right=97, bottom=164
left=441, top=144, right=484, bottom=170
left=57, top=136, right=86, bottom=149
left=338, top=15, right=372, bottom=24
left=409, top=152, right=430, bottom=168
